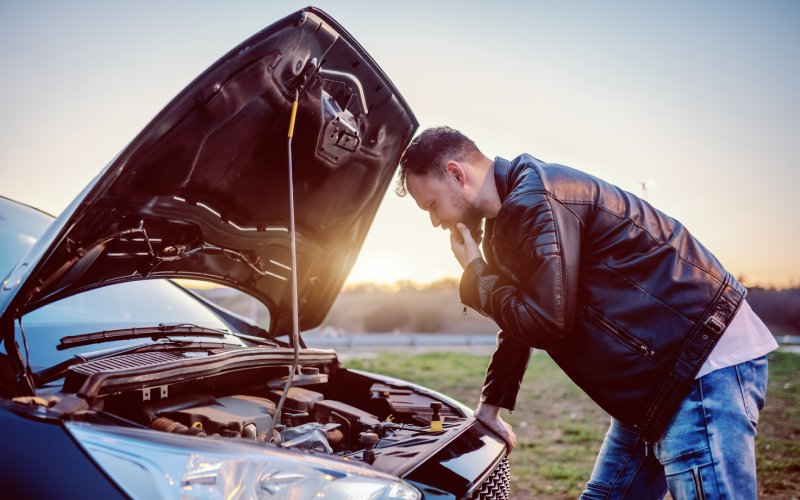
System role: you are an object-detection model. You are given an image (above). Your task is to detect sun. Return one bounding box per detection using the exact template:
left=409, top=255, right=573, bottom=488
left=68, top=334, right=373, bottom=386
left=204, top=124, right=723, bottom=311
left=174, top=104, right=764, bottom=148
left=345, top=256, right=405, bottom=286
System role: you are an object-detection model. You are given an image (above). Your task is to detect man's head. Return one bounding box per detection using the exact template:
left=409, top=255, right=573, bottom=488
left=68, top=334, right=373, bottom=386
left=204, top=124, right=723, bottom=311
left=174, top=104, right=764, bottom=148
left=396, top=127, right=491, bottom=235
left=395, top=127, right=481, bottom=196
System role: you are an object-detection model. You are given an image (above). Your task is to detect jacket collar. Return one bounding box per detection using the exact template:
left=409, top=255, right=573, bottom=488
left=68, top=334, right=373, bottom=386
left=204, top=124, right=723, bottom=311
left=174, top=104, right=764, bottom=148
left=494, top=156, right=511, bottom=203
left=483, top=156, right=512, bottom=265
left=493, top=156, right=512, bottom=204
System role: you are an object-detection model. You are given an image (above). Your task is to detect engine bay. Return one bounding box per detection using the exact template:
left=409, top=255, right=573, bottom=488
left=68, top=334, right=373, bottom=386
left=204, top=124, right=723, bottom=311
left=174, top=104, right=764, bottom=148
left=47, top=349, right=467, bottom=475
left=140, top=383, right=461, bottom=463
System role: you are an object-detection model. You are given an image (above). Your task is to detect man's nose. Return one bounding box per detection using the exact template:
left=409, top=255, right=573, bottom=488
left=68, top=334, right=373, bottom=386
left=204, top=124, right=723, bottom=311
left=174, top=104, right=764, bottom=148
left=429, top=212, right=441, bottom=228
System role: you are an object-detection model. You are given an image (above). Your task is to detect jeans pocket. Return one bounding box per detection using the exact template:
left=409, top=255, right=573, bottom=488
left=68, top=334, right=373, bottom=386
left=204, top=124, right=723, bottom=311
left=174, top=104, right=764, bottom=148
left=660, top=449, right=716, bottom=500
left=581, top=480, right=612, bottom=499
left=735, top=356, right=768, bottom=426
left=666, top=464, right=714, bottom=500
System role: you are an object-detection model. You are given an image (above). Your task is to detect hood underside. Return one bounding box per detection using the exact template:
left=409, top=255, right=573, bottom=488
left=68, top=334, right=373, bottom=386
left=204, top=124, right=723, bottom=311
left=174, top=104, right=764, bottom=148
left=1, top=7, right=417, bottom=336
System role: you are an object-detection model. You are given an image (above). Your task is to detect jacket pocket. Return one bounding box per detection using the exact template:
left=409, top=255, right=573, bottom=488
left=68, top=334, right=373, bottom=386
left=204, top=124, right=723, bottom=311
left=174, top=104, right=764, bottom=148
left=583, top=306, right=655, bottom=358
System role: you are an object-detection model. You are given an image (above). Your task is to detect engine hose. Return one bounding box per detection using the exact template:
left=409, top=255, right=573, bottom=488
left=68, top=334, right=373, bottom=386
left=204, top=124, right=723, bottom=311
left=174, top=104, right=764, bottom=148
left=150, top=417, right=207, bottom=437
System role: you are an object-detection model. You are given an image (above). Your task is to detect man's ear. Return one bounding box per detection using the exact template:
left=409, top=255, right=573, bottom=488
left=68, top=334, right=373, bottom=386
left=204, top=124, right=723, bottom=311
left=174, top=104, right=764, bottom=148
left=445, top=160, right=466, bottom=186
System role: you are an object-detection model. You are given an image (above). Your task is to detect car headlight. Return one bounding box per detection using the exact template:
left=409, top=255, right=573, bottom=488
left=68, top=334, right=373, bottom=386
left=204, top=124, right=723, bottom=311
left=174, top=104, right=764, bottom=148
left=66, top=422, right=420, bottom=500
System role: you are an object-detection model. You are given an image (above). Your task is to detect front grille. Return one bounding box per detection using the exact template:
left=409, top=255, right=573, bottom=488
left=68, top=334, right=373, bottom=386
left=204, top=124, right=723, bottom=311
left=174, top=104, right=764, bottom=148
left=468, top=456, right=511, bottom=499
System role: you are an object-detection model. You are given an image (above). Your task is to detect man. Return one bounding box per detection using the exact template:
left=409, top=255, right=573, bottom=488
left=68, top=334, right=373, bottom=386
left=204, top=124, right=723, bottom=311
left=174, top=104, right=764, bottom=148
left=397, top=126, right=777, bottom=499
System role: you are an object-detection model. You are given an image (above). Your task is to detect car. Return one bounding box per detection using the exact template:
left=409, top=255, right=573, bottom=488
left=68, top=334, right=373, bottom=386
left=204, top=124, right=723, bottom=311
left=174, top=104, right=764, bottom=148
left=0, top=7, right=510, bottom=499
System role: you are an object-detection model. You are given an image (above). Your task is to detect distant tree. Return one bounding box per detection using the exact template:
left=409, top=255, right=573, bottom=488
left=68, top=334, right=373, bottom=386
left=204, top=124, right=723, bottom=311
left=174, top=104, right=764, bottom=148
left=363, top=304, right=408, bottom=332
left=343, top=282, right=381, bottom=294
left=394, top=280, right=422, bottom=292
left=423, top=278, right=459, bottom=291
left=747, top=287, right=800, bottom=335
left=412, top=310, right=444, bottom=333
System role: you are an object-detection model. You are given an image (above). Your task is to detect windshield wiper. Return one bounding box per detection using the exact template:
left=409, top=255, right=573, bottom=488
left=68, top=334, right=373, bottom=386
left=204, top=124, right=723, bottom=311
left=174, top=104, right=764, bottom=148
left=161, top=323, right=280, bottom=347
left=58, top=324, right=231, bottom=351
left=57, top=323, right=280, bottom=352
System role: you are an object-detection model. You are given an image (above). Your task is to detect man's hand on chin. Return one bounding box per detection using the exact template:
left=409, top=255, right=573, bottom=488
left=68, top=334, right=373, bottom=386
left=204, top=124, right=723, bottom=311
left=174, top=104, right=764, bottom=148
left=475, top=402, right=517, bottom=453
left=450, top=223, right=482, bottom=269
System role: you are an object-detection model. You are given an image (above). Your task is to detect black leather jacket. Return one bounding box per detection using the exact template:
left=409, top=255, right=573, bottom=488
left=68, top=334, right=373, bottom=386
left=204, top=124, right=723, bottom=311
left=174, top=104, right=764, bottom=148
left=459, top=155, right=745, bottom=441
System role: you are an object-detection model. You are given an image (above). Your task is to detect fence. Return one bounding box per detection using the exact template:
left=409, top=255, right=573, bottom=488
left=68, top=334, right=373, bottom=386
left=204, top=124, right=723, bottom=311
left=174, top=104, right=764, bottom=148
left=303, top=332, right=800, bottom=352
left=303, top=332, right=497, bottom=352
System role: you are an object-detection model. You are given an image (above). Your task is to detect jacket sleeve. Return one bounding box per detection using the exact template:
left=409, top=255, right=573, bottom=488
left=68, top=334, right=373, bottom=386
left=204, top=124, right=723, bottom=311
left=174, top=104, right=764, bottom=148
left=480, top=330, right=532, bottom=410
left=459, top=191, right=581, bottom=352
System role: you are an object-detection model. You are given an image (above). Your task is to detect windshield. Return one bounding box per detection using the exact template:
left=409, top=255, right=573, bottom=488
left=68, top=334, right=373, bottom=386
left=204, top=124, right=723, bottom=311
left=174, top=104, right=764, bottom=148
left=1, top=197, right=272, bottom=381
left=0, top=196, right=53, bottom=276
left=17, top=279, right=235, bottom=371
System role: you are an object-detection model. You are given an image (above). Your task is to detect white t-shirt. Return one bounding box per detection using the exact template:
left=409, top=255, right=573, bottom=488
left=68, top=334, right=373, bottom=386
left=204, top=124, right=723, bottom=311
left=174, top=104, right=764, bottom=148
left=696, top=300, right=778, bottom=379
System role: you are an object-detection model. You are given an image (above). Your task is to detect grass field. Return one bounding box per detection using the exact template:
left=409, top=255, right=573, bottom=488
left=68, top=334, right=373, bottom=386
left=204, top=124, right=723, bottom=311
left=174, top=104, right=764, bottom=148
left=345, top=350, right=799, bottom=499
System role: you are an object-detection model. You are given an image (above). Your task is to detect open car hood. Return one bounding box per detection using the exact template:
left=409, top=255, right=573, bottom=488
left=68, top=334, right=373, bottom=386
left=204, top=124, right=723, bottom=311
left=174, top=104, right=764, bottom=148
left=0, top=7, right=417, bottom=337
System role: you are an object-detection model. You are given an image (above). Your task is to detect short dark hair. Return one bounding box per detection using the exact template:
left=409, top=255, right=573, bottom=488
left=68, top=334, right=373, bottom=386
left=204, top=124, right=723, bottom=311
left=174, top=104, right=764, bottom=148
left=395, top=126, right=480, bottom=196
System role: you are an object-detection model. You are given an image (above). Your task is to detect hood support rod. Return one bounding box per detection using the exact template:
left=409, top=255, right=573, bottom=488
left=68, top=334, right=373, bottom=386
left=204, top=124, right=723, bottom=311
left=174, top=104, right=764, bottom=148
left=267, top=89, right=302, bottom=442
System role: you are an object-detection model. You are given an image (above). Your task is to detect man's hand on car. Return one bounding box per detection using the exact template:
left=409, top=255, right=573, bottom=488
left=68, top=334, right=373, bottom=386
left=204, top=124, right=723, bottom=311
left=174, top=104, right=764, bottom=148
left=475, top=402, right=517, bottom=453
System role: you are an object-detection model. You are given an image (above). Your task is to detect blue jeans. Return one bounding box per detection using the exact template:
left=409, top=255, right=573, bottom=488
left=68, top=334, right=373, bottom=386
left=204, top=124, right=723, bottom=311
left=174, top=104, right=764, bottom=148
left=581, top=355, right=768, bottom=499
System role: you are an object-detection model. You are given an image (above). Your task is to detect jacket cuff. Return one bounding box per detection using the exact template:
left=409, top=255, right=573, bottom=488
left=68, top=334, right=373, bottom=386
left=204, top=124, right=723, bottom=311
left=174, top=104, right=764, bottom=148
left=459, top=257, right=488, bottom=314
left=479, top=392, right=518, bottom=411
left=479, top=331, right=532, bottom=411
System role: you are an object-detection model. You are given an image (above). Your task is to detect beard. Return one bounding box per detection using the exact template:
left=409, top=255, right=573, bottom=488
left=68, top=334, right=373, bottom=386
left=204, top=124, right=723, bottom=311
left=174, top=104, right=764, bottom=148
left=462, top=207, right=484, bottom=244
left=452, top=190, right=485, bottom=244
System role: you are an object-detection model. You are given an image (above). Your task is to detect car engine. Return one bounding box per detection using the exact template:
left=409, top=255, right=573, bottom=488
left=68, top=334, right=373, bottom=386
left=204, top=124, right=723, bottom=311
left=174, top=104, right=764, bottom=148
left=141, top=385, right=456, bottom=461
left=51, top=349, right=467, bottom=472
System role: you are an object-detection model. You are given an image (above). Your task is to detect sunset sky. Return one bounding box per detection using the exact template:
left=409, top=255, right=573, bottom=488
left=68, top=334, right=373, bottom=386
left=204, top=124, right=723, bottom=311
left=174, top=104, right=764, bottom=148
left=2, top=1, right=798, bottom=287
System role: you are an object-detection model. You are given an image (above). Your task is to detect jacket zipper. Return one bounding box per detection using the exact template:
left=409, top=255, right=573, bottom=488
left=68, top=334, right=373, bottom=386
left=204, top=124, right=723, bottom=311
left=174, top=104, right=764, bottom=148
left=583, top=306, right=656, bottom=358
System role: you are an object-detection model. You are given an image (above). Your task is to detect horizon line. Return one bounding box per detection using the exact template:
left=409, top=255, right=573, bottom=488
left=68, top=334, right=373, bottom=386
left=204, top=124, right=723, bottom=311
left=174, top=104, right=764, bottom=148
left=342, top=276, right=800, bottom=291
